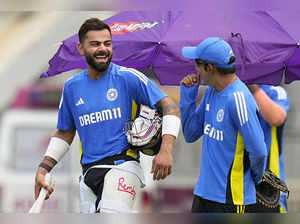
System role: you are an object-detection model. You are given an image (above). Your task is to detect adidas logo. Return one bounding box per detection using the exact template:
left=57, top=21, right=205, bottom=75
left=76, top=98, right=84, bottom=106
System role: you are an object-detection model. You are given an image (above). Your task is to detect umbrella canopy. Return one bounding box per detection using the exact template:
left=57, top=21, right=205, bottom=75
left=41, top=9, right=300, bottom=86
left=264, top=10, right=300, bottom=84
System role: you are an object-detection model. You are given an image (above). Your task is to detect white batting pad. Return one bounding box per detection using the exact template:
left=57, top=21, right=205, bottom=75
left=79, top=161, right=145, bottom=213
left=98, top=167, right=141, bottom=213
left=79, top=177, right=97, bottom=213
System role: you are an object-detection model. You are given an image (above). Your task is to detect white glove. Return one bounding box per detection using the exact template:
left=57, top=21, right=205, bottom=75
left=126, top=105, right=162, bottom=147
left=127, top=116, right=161, bottom=146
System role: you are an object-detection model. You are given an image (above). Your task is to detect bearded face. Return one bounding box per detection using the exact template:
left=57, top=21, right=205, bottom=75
left=79, top=29, right=113, bottom=73
left=84, top=48, right=112, bottom=72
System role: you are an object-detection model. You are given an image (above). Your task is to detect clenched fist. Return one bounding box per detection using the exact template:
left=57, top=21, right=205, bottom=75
left=180, top=74, right=201, bottom=87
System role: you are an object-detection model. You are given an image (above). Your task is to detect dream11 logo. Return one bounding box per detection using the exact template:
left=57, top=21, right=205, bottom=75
left=110, top=21, right=159, bottom=34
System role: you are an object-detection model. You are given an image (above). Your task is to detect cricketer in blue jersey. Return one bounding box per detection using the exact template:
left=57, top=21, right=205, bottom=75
left=248, top=84, right=290, bottom=213
left=180, top=37, right=268, bottom=213
left=34, top=18, right=180, bottom=213
left=58, top=64, right=166, bottom=165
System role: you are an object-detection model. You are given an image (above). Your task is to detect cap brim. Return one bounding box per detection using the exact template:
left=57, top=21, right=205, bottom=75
left=182, top=47, right=198, bottom=59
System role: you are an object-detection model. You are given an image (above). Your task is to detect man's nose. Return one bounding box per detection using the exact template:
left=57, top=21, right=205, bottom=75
left=96, top=44, right=106, bottom=51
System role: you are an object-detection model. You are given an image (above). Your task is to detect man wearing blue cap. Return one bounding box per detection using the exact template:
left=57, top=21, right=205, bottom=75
left=179, top=37, right=268, bottom=213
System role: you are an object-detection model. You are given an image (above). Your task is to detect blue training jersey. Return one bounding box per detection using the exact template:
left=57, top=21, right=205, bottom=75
left=259, top=85, right=290, bottom=212
left=57, top=63, right=166, bottom=165
left=180, top=78, right=267, bottom=205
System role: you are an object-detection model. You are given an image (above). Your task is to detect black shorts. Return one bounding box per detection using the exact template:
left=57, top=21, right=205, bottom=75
left=191, top=195, right=278, bottom=213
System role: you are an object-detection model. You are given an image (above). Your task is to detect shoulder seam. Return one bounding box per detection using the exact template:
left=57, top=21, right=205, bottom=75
left=119, top=67, right=148, bottom=85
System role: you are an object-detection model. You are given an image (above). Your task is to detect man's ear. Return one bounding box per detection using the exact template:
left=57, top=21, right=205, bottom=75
left=77, top=43, right=84, bottom=56
left=207, top=64, right=214, bottom=72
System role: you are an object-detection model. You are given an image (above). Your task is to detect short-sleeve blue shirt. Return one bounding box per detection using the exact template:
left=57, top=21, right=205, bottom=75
left=57, top=63, right=166, bottom=165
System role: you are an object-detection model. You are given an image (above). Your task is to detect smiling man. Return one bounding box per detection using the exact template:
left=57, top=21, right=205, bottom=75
left=34, top=18, right=180, bottom=213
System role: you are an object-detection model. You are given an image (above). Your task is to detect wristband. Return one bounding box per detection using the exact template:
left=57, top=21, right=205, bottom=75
left=162, top=115, right=181, bottom=138
left=44, top=137, right=70, bottom=162
left=39, top=162, right=52, bottom=172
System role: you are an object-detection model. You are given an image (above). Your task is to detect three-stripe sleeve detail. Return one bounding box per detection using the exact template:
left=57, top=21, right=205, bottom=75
left=233, top=92, right=248, bottom=126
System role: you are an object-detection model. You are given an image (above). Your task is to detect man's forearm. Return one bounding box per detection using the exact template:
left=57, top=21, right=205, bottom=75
left=160, top=134, right=176, bottom=154
left=253, top=88, right=287, bottom=126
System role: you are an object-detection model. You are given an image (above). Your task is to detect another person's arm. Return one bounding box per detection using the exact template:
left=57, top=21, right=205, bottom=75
left=248, top=84, right=287, bottom=126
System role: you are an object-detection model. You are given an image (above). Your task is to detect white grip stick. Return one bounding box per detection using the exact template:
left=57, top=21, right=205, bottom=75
left=29, top=173, right=54, bottom=213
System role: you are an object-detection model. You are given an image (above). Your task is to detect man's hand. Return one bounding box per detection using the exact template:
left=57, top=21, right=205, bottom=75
left=34, top=167, right=54, bottom=200
left=180, top=74, right=201, bottom=87
left=151, top=135, right=174, bottom=181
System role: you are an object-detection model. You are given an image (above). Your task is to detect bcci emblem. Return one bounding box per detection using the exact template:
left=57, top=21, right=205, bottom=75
left=216, top=109, right=224, bottom=122
left=106, top=88, right=118, bottom=101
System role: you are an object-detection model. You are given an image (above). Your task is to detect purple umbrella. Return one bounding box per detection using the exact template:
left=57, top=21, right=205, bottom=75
left=265, top=10, right=300, bottom=84
left=152, top=9, right=296, bottom=85
left=43, top=11, right=180, bottom=78
left=41, top=10, right=299, bottom=85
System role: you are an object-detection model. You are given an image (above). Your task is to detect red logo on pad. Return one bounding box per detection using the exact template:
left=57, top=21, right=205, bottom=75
left=117, top=177, right=136, bottom=200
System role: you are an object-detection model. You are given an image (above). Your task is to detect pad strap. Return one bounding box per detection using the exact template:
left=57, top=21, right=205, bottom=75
left=83, top=161, right=146, bottom=188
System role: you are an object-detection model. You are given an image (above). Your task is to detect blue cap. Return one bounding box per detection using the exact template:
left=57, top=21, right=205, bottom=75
left=182, top=37, right=235, bottom=68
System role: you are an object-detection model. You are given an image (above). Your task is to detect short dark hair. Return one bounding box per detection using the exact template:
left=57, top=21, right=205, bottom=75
left=215, top=56, right=236, bottom=75
left=78, top=18, right=112, bottom=43
left=216, top=66, right=236, bottom=75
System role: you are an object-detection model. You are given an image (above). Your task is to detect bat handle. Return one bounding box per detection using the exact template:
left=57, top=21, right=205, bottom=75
left=29, top=188, right=47, bottom=213
left=29, top=173, right=53, bottom=213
